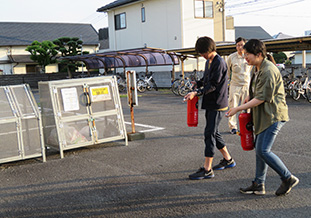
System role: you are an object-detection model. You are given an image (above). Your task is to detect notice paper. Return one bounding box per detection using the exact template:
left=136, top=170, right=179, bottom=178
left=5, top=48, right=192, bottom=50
left=61, top=87, right=80, bottom=112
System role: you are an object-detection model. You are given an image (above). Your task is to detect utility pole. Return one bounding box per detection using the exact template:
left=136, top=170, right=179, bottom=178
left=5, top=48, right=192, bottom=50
left=80, top=35, right=84, bottom=74
left=217, top=1, right=226, bottom=42
left=222, top=0, right=225, bottom=42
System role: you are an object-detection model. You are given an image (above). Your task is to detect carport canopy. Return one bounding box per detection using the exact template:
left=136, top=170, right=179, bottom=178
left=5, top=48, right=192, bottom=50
left=167, top=35, right=311, bottom=57
left=61, top=47, right=180, bottom=70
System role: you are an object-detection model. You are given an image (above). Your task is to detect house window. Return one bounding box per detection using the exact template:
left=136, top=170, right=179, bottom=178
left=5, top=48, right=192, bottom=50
left=26, top=64, right=40, bottom=74
left=141, top=7, right=146, bottom=22
left=115, top=13, right=126, bottom=30
left=194, top=0, right=213, bottom=18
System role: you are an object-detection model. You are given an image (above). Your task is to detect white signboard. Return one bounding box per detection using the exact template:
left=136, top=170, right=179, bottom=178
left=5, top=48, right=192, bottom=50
left=126, top=71, right=138, bottom=106
left=90, top=85, right=111, bottom=102
left=61, top=87, right=79, bottom=112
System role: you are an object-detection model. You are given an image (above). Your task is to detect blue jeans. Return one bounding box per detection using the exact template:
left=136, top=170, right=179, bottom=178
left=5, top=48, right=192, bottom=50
left=254, top=121, right=291, bottom=184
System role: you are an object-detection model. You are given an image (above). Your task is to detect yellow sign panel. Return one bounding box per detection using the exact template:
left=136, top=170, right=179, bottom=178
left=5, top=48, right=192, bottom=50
left=91, top=87, right=109, bottom=96
left=90, top=86, right=111, bottom=102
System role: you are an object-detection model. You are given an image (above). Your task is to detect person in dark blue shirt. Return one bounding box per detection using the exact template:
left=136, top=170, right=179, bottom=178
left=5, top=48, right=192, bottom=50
left=184, top=36, right=236, bottom=180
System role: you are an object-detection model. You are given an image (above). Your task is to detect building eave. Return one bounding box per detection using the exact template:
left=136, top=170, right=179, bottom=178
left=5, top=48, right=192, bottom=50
left=97, top=0, right=143, bottom=12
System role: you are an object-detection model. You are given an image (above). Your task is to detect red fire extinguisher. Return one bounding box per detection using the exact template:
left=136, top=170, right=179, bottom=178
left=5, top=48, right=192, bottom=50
left=238, top=111, right=254, bottom=151
left=187, top=96, right=198, bottom=127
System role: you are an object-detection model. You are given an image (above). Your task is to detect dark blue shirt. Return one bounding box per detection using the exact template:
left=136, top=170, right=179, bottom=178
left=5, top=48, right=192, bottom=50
left=197, top=54, right=228, bottom=110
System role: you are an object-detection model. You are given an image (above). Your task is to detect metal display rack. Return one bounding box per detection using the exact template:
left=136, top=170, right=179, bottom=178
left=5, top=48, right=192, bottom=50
left=39, top=76, right=127, bottom=158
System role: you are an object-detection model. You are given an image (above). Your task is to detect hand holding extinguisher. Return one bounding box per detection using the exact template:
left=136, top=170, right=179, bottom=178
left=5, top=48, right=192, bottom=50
left=237, top=111, right=254, bottom=151
left=184, top=92, right=199, bottom=127
left=186, top=96, right=198, bottom=127
left=226, top=96, right=259, bottom=151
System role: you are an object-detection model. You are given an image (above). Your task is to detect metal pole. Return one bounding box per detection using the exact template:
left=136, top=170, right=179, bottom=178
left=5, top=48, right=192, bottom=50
left=222, top=0, right=225, bottom=42
left=80, top=35, right=84, bottom=74
left=127, top=71, right=136, bottom=133
left=130, top=98, right=135, bottom=133
left=302, top=50, right=306, bottom=69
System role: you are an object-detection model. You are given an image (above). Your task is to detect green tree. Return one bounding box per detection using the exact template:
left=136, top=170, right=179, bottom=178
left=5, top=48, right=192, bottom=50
left=53, top=37, right=89, bottom=78
left=273, top=52, right=287, bottom=64
left=284, top=59, right=292, bottom=65
left=25, top=40, right=58, bottom=73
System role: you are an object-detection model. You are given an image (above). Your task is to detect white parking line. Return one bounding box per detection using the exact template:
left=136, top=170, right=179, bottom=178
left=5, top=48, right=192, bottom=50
left=124, top=121, right=165, bottom=133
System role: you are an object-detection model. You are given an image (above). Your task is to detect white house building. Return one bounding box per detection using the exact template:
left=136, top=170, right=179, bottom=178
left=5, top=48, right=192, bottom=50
left=97, top=0, right=235, bottom=51
left=97, top=0, right=235, bottom=73
left=290, top=30, right=311, bottom=66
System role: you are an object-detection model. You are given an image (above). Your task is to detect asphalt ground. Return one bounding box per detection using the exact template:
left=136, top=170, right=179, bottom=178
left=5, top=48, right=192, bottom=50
left=0, top=89, right=310, bottom=218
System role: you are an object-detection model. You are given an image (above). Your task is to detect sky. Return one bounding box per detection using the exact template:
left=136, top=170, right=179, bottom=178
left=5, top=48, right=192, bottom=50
left=0, top=0, right=310, bottom=37
left=225, top=0, right=311, bottom=37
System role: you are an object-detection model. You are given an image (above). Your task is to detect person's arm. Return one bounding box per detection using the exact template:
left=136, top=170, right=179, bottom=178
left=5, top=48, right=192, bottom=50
left=226, top=98, right=264, bottom=117
left=227, top=55, right=232, bottom=81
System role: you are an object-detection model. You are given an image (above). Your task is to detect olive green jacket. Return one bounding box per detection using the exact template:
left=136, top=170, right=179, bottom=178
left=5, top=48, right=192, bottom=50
left=249, top=58, right=289, bottom=135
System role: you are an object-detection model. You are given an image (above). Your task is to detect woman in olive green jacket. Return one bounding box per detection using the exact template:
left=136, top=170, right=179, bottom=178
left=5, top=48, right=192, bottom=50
left=227, top=39, right=299, bottom=196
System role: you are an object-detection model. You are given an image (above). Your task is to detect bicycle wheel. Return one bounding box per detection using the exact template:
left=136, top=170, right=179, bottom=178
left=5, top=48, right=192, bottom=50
left=306, top=82, right=311, bottom=103
left=137, top=79, right=146, bottom=93
left=146, top=83, right=153, bottom=91
left=171, top=79, right=183, bottom=96
left=283, top=79, right=290, bottom=97
left=118, top=84, right=126, bottom=93
left=149, top=81, right=158, bottom=91
left=178, top=85, right=190, bottom=96
left=290, top=80, right=301, bottom=101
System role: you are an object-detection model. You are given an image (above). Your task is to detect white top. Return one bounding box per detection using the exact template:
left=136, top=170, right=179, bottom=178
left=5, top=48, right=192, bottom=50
left=227, top=51, right=251, bottom=86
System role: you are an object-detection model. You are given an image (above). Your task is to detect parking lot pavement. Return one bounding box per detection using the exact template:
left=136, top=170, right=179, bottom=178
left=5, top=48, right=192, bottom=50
left=0, top=89, right=310, bottom=218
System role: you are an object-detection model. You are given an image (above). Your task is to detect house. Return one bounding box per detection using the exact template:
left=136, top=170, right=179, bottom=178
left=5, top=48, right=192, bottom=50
left=291, top=30, right=311, bottom=66
left=284, top=30, right=311, bottom=66
left=97, top=0, right=235, bottom=52
left=290, top=50, right=311, bottom=66
left=0, top=22, right=99, bottom=75
left=273, top=32, right=293, bottom=39
left=234, top=26, right=273, bottom=40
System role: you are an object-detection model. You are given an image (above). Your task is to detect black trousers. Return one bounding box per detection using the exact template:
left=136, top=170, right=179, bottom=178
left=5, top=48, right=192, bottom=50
left=204, top=109, right=226, bottom=157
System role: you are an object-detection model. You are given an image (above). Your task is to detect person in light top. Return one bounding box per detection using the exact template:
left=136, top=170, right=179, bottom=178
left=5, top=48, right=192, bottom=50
left=226, top=37, right=251, bottom=135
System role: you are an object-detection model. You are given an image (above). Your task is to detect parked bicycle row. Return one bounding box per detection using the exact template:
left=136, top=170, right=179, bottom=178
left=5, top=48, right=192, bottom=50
left=115, top=68, right=310, bottom=103
left=282, top=68, right=311, bottom=103
left=170, top=70, right=203, bottom=96
left=116, top=71, right=158, bottom=93
left=170, top=68, right=310, bottom=103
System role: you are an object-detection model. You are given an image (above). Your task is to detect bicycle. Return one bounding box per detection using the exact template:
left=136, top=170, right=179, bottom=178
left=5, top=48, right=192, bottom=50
left=289, top=68, right=311, bottom=102
left=136, top=71, right=158, bottom=93
left=179, top=70, right=199, bottom=96
left=302, top=73, right=311, bottom=103
left=306, top=77, right=311, bottom=103
left=136, top=74, right=146, bottom=93
left=171, top=70, right=200, bottom=96
left=282, top=71, right=295, bottom=97
left=178, top=77, right=196, bottom=96
left=116, top=73, right=127, bottom=93
left=171, top=75, right=185, bottom=96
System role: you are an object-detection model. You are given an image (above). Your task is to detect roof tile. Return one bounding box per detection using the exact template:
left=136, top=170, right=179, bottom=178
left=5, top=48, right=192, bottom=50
left=0, top=22, right=99, bottom=46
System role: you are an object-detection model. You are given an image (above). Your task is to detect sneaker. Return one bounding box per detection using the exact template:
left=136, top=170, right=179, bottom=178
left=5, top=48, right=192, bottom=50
left=213, top=158, right=236, bottom=170
left=240, top=181, right=266, bottom=195
left=189, top=167, right=214, bottom=180
left=275, top=175, right=299, bottom=196
left=230, top=129, right=237, bottom=135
